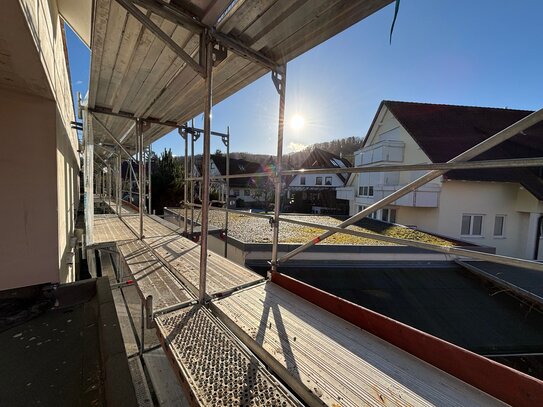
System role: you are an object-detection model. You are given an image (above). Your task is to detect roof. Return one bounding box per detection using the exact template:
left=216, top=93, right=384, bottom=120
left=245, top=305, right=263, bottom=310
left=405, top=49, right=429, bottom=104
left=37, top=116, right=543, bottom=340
left=376, top=101, right=543, bottom=200
left=211, top=154, right=262, bottom=188
left=288, top=148, right=351, bottom=185
left=193, top=154, right=263, bottom=188
left=273, top=264, right=543, bottom=355
left=88, top=0, right=392, bottom=157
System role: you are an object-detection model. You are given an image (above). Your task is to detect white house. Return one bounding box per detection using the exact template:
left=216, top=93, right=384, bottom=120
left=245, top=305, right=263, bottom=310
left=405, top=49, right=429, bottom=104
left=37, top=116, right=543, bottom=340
left=194, top=154, right=265, bottom=207
left=287, top=148, right=351, bottom=214
left=337, top=101, right=543, bottom=259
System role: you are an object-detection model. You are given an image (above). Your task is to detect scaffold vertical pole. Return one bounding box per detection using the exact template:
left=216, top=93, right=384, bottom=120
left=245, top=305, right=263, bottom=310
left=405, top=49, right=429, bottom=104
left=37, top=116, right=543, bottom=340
left=116, top=151, right=121, bottom=216
left=137, top=118, right=144, bottom=239
left=182, top=129, right=188, bottom=234
left=129, top=158, right=133, bottom=206
left=190, top=128, right=195, bottom=235
left=270, top=65, right=287, bottom=275
left=224, top=126, right=230, bottom=258
left=199, top=34, right=213, bottom=304
left=148, top=143, right=152, bottom=214
left=107, top=165, right=112, bottom=210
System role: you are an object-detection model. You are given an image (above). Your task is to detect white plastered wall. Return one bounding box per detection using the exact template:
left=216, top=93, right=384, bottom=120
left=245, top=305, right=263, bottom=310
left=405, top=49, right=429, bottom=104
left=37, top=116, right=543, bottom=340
left=0, top=0, right=80, bottom=289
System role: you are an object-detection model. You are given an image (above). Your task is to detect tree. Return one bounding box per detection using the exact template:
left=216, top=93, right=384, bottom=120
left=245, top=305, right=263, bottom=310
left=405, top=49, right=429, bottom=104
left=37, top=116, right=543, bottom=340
left=150, top=149, right=184, bottom=215
left=251, top=176, right=275, bottom=213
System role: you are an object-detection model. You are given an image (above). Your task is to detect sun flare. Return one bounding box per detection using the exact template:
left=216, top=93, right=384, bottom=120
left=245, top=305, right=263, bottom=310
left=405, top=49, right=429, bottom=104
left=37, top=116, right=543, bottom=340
left=290, top=114, right=305, bottom=130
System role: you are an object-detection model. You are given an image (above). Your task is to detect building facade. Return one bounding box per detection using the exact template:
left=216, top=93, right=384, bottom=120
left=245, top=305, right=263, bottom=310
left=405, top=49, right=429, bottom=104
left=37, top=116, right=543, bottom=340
left=337, top=101, right=543, bottom=259
left=0, top=0, right=81, bottom=290
left=287, top=148, right=351, bottom=214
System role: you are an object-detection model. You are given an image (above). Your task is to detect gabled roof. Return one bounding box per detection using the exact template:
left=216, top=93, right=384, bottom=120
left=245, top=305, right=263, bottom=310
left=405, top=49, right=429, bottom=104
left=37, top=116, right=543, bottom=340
left=375, top=101, right=543, bottom=200
left=208, top=154, right=262, bottom=188
left=289, top=148, right=352, bottom=185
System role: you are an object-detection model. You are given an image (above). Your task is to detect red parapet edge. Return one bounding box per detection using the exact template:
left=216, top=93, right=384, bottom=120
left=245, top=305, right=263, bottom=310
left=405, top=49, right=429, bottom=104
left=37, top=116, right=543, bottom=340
left=271, top=271, right=543, bottom=407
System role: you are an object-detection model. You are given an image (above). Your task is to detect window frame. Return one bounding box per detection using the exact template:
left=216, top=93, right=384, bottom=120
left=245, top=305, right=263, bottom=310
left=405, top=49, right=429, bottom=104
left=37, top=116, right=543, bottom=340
left=493, top=214, right=506, bottom=238
left=461, top=214, right=484, bottom=237
left=316, top=176, right=323, bottom=186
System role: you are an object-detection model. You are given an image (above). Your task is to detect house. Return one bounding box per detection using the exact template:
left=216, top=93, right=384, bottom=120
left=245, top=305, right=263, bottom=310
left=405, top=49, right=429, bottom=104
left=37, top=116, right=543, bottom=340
left=337, top=101, right=543, bottom=259
left=1, top=0, right=80, bottom=290
left=194, top=154, right=266, bottom=207
left=287, top=148, right=351, bottom=214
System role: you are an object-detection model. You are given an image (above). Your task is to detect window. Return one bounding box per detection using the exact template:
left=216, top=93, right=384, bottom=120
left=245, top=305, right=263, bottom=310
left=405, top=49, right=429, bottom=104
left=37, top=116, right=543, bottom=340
left=461, top=214, right=484, bottom=236
left=233, top=189, right=240, bottom=197
left=358, top=186, right=374, bottom=197
left=316, top=177, right=323, bottom=185
left=244, top=189, right=251, bottom=196
left=381, top=208, right=397, bottom=223
left=300, top=176, right=306, bottom=185
left=494, top=215, right=505, bottom=237
left=325, top=176, right=332, bottom=186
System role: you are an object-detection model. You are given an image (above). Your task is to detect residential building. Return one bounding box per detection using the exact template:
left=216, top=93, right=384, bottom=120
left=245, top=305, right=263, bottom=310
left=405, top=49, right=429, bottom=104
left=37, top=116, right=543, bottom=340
left=287, top=148, right=351, bottom=214
left=337, top=101, right=543, bottom=259
left=195, top=154, right=265, bottom=207
left=0, top=0, right=80, bottom=290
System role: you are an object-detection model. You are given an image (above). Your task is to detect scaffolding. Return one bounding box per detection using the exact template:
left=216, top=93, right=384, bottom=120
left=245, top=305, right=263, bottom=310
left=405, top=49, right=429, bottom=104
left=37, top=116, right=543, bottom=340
left=82, top=1, right=543, bottom=301
left=78, top=1, right=543, bottom=405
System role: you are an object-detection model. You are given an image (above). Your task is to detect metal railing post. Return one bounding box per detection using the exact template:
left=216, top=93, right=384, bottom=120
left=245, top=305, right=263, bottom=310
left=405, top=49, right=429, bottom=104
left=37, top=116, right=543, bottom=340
left=137, top=118, right=144, bottom=239
left=270, top=65, right=287, bottom=274
left=224, top=127, right=230, bottom=258
left=148, top=143, right=152, bottom=214
left=198, top=34, right=213, bottom=304
left=190, top=130, right=196, bottom=235
left=116, top=152, right=121, bottom=216
left=181, top=129, right=188, bottom=234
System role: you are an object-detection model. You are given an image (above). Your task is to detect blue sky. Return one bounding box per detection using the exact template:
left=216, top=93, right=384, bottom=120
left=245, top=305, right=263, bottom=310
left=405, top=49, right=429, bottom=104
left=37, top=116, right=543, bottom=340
left=66, top=0, right=543, bottom=156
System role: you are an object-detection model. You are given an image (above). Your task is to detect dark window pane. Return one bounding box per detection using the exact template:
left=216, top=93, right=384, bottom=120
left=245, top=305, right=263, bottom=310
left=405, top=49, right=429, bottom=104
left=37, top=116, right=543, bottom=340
left=473, top=215, right=483, bottom=235
left=461, top=215, right=471, bottom=235
left=494, top=216, right=504, bottom=236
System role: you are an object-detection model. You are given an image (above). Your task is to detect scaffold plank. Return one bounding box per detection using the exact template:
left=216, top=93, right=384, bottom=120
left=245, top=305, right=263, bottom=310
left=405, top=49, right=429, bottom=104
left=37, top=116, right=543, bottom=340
left=155, top=305, right=301, bottom=406
left=117, top=239, right=193, bottom=310
left=145, top=234, right=263, bottom=297
left=122, top=214, right=177, bottom=237
left=92, top=214, right=135, bottom=245
left=212, top=282, right=505, bottom=407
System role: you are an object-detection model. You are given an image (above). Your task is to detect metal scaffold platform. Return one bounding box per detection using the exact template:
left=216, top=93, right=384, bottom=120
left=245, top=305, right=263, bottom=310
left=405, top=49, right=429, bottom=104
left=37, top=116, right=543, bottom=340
left=88, top=214, right=533, bottom=406
left=117, top=239, right=194, bottom=311
left=211, top=282, right=505, bottom=406
left=155, top=305, right=301, bottom=406
left=80, top=1, right=543, bottom=405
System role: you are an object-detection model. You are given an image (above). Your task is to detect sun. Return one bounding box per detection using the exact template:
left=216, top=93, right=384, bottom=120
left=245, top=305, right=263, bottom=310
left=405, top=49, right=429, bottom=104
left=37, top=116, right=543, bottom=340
left=290, top=114, right=305, bottom=130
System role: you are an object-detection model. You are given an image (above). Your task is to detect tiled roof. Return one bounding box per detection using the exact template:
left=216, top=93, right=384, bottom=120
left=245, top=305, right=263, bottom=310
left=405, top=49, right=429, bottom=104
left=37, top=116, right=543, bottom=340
left=380, top=101, right=543, bottom=200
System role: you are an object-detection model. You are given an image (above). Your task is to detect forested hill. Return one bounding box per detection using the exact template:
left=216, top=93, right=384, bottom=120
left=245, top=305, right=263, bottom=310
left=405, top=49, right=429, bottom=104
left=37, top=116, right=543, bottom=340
left=230, top=136, right=363, bottom=168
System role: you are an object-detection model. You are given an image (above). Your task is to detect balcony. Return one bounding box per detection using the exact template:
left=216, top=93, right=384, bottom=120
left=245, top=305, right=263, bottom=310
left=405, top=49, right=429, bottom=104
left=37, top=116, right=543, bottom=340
left=355, top=183, right=441, bottom=207
left=355, top=140, right=405, bottom=166
left=336, top=186, right=354, bottom=200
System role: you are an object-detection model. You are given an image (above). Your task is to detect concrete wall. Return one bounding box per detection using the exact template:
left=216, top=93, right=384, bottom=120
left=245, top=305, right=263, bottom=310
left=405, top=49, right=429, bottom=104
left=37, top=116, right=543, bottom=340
left=0, top=0, right=79, bottom=290
left=0, top=90, right=60, bottom=289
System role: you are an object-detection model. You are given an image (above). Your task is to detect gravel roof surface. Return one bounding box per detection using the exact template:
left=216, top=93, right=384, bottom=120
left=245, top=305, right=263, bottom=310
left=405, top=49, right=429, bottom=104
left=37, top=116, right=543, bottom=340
left=174, top=209, right=454, bottom=246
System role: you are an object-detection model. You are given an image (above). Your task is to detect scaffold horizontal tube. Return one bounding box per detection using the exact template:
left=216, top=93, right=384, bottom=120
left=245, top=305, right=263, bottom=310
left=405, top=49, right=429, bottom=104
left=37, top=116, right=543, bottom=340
left=278, top=108, right=543, bottom=264
left=184, top=157, right=543, bottom=182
